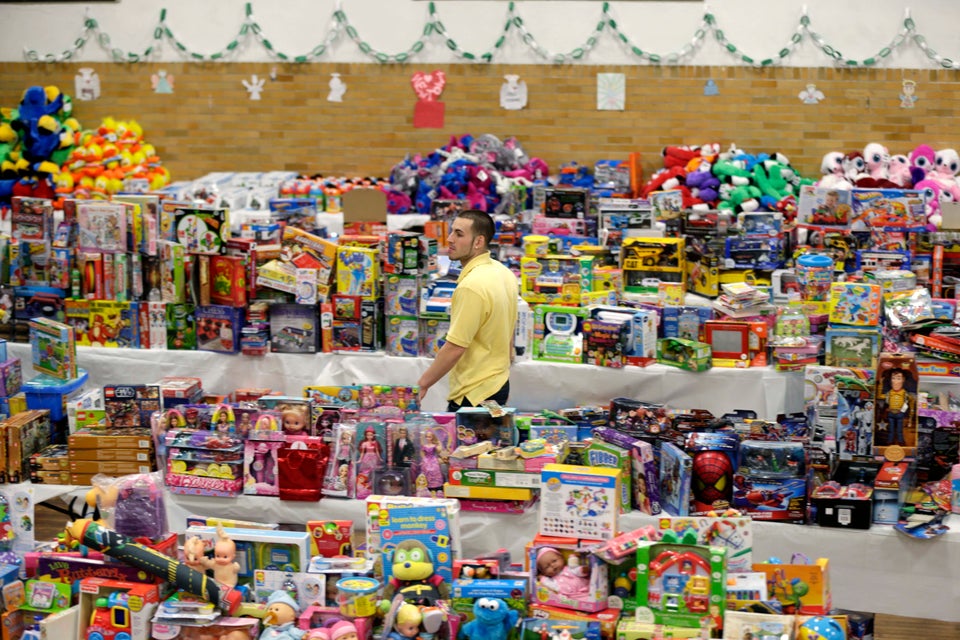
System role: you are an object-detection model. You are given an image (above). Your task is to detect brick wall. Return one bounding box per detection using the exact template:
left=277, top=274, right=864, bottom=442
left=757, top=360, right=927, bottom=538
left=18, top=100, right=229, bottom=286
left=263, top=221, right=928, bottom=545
left=1, top=62, right=955, bottom=183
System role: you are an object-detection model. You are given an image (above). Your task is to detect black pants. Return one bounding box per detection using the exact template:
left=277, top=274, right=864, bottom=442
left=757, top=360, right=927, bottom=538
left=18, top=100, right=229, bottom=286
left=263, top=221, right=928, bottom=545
left=447, top=380, right=510, bottom=412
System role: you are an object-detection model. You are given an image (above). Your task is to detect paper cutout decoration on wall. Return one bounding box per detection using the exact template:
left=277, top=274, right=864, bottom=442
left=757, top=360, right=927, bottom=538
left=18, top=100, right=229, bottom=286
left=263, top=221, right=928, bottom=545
left=328, top=73, right=347, bottom=102
left=74, top=68, right=101, bottom=101
left=704, top=79, right=719, bottom=96
left=900, top=79, right=918, bottom=109
left=597, top=73, right=625, bottom=111
left=243, top=75, right=266, bottom=100
left=500, top=74, right=528, bottom=110
left=798, top=83, right=825, bottom=104
left=151, top=70, right=174, bottom=94
left=411, top=70, right=446, bottom=128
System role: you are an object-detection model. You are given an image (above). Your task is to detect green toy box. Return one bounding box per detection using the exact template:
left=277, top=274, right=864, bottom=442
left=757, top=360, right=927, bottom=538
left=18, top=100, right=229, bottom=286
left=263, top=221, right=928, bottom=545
left=634, top=532, right=727, bottom=630
left=533, top=305, right=589, bottom=364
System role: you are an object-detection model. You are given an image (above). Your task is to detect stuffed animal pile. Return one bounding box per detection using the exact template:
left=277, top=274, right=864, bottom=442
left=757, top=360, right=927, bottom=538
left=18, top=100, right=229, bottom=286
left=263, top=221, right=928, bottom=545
left=639, top=144, right=809, bottom=220
left=815, top=142, right=960, bottom=228
left=0, top=85, right=79, bottom=205
left=384, top=134, right=549, bottom=215
left=60, top=116, right=171, bottom=202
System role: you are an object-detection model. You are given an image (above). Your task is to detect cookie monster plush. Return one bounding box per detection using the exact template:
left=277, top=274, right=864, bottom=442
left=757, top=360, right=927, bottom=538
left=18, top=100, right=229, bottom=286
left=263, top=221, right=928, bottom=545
left=458, top=597, right=518, bottom=640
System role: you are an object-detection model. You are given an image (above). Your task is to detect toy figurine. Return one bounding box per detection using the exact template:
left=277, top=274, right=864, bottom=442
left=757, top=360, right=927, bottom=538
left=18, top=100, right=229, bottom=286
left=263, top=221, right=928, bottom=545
left=388, top=603, right=423, bottom=640
left=535, top=548, right=589, bottom=597
left=419, top=428, right=447, bottom=490
left=328, top=621, right=358, bottom=640
left=459, top=597, right=518, bottom=640
left=879, top=368, right=913, bottom=446
left=183, top=535, right=207, bottom=572
left=281, top=406, right=309, bottom=436
left=391, top=425, right=417, bottom=468
left=383, top=539, right=450, bottom=604
left=259, top=590, right=305, bottom=640
left=213, top=404, right=235, bottom=433
left=203, top=525, right=241, bottom=587
left=357, top=426, right=383, bottom=476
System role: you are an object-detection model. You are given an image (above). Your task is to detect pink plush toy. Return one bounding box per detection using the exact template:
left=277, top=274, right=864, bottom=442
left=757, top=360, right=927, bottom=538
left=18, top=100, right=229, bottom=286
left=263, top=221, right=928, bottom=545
left=914, top=178, right=946, bottom=230
left=887, top=154, right=913, bottom=188
left=934, top=148, right=960, bottom=187
left=817, top=152, right=852, bottom=189
left=909, top=144, right=936, bottom=185
left=842, top=151, right=866, bottom=182
left=863, top=143, right=890, bottom=181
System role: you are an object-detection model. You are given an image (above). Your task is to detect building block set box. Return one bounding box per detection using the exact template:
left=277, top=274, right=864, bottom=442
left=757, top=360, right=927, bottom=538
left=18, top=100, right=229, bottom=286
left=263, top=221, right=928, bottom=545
left=539, top=464, right=620, bottom=540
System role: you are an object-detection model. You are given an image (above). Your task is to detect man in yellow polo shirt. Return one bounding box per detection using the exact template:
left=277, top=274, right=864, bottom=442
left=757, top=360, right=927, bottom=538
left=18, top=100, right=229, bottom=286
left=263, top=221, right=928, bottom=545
left=418, top=210, right=518, bottom=411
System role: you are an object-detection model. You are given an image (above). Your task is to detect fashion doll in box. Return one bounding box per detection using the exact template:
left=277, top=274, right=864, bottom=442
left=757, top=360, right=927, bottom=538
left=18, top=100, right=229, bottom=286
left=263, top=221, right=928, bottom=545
left=324, top=424, right=356, bottom=496
left=419, top=428, right=449, bottom=491
left=357, top=426, right=384, bottom=476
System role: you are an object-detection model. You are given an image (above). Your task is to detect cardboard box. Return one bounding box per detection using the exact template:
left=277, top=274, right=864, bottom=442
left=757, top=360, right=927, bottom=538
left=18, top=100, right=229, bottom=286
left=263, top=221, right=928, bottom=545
left=68, top=428, right=154, bottom=449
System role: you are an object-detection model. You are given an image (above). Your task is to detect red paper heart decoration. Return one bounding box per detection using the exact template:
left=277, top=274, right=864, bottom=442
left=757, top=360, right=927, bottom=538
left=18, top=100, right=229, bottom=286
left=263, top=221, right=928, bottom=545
left=411, top=70, right=446, bottom=102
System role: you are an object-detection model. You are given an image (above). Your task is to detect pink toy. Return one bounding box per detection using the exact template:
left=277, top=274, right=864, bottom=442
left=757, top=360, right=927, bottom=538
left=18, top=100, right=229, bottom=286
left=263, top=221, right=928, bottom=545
left=530, top=545, right=608, bottom=612
left=863, top=143, right=890, bottom=180
left=888, top=154, right=913, bottom=187
left=910, top=144, right=936, bottom=184
left=934, top=149, right=960, bottom=191
left=536, top=547, right=590, bottom=597
left=816, top=152, right=851, bottom=190
left=915, top=177, right=950, bottom=229
left=356, top=426, right=383, bottom=479
left=842, top=152, right=866, bottom=182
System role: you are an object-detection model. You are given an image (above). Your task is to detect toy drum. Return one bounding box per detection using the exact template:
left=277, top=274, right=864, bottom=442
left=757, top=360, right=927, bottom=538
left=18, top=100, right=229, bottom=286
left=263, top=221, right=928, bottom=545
left=336, top=576, right=380, bottom=617
left=796, top=253, right=834, bottom=302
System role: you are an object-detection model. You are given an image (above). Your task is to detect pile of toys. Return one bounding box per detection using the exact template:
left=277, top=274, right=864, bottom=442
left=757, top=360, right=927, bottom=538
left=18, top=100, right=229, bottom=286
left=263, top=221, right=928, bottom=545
left=0, top=85, right=171, bottom=210
left=2, top=469, right=879, bottom=640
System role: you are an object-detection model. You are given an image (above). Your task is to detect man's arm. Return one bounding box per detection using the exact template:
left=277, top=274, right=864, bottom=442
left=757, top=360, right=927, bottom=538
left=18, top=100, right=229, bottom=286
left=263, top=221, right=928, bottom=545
left=417, top=341, right=467, bottom=402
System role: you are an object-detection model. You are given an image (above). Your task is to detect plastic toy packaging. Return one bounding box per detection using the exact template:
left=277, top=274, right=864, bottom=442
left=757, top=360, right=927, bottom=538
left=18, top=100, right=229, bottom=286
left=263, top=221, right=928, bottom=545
left=884, top=287, right=932, bottom=328
left=324, top=423, right=357, bottom=499
left=90, top=471, right=168, bottom=541
left=278, top=437, right=329, bottom=502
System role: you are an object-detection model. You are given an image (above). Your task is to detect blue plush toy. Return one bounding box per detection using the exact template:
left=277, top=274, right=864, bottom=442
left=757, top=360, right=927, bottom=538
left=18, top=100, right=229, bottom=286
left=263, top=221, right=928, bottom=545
left=458, top=597, right=518, bottom=640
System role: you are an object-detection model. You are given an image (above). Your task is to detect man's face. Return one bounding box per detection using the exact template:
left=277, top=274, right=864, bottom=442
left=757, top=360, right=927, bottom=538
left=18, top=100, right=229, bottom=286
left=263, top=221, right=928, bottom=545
left=448, top=217, right=480, bottom=262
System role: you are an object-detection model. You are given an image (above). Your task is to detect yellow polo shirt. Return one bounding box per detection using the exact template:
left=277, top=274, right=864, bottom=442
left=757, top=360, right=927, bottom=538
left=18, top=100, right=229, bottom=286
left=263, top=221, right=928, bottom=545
left=446, top=252, right=518, bottom=405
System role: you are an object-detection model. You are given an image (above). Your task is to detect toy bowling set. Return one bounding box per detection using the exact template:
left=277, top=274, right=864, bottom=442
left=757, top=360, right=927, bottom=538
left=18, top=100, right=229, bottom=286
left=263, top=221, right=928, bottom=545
left=539, top=464, right=620, bottom=540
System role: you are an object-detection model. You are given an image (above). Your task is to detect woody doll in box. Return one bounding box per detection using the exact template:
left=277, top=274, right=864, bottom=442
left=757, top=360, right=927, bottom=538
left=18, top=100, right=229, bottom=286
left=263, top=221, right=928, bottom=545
left=874, top=353, right=918, bottom=454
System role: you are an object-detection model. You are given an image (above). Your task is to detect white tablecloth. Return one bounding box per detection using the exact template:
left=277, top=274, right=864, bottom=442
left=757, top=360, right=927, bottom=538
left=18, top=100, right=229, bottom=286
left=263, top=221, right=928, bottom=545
left=7, top=344, right=804, bottom=419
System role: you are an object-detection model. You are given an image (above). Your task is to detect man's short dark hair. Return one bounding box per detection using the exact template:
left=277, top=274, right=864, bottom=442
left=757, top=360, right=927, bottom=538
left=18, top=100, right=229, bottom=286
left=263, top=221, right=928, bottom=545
left=458, top=210, right=495, bottom=247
